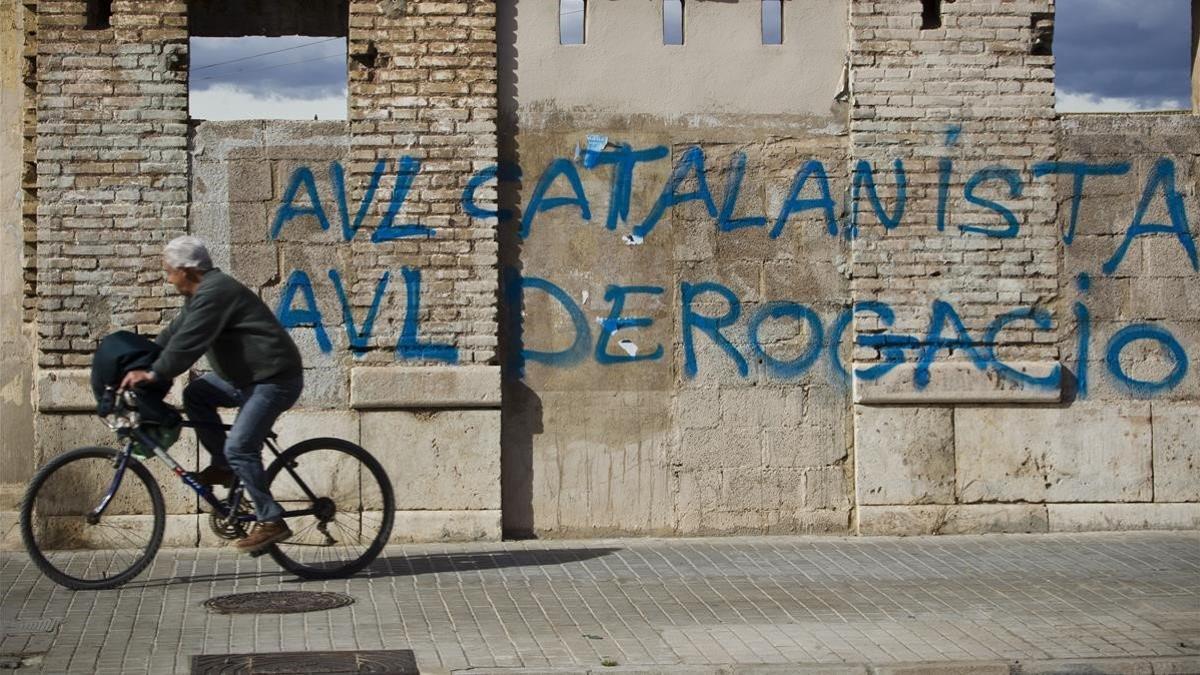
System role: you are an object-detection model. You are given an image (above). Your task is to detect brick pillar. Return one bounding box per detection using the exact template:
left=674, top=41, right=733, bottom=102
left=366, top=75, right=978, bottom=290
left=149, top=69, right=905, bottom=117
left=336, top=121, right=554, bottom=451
left=849, top=0, right=1059, bottom=389
left=35, top=0, right=188, bottom=371
left=848, top=0, right=1060, bottom=535
left=345, top=0, right=503, bottom=541
left=347, top=0, right=500, bottom=365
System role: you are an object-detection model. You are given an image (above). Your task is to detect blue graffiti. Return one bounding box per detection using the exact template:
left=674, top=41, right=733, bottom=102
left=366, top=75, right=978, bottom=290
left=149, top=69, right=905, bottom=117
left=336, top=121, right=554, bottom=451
left=772, top=159, right=838, bottom=239
left=374, top=156, right=434, bottom=242
left=635, top=146, right=719, bottom=239
left=960, top=166, right=1023, bottom=238
left=1102, top=158, right=1197, bottom=275
left=1105, top=323, right=1188, bottom=395
left=681, top=281, right=747, bottom=378
left=847, top=158, right=907, bottom=239
left=330, top=159, right=385, bottom=241
left=275, top=266, right=456, bottom=363
left=718, top=152, right=769, bottom=233
left=396, top=267, right=457, bottom=363
left=589, top=144, right=670, bottom=231
left=271, top=167, right=330, bottom=239
left=328, top=268, right=389, bottom=356
left=276, top=269, right=332, bottom=353
left=1032, top=161, right=1130, bottom=244
left=747, top=301, right=824, bottom=378
left=272, top=157, right=434, bottom=242
left=521, top=158, right=591, bottom=239
left=595, top=285, right=665, bottom=365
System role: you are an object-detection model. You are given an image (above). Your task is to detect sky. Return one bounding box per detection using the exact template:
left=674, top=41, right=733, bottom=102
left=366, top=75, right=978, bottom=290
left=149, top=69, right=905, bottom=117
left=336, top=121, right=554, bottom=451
left=1055, top=0, right=1192, bottom=112
left=188, top=0, right=1194, bottom=120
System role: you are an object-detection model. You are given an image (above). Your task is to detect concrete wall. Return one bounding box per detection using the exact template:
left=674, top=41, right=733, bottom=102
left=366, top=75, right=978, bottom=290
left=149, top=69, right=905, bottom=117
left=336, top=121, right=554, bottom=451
left=499, top=0, right=854, bottom=537
left=511, top=0, right=847, bottom=118
left=0, top=0, right=36, bottom=547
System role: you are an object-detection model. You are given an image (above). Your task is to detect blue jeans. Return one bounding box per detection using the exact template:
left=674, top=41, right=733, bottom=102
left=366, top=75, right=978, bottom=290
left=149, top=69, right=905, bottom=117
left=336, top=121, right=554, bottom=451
left=183, top=372, right=304, bottom=523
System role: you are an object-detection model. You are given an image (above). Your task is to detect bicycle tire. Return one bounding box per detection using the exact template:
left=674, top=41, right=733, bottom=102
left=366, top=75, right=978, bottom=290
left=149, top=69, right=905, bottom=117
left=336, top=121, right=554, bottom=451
left=20, top=446, right=165, bottom=590
left=264, top=437, right=394, bottom=580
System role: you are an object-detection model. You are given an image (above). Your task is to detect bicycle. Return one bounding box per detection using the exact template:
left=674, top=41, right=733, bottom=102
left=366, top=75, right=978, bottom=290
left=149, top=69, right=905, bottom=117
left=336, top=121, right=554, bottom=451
left=19, top=389, right=395, bottom=590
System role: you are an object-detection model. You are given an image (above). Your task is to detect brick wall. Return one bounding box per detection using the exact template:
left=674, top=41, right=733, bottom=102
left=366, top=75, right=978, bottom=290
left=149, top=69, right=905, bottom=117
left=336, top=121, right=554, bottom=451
left=850, top=0, right=1059, bottom=367
left=34, top=0, right=189, bottom=368
left=346, top=0, right=499, bottom=365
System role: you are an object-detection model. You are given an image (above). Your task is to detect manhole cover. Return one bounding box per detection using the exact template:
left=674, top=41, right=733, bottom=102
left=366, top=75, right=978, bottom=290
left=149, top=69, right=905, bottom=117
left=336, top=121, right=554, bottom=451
left=191, top=649, right=418, bottom=674
left=203, top=591, right=354, bottom=615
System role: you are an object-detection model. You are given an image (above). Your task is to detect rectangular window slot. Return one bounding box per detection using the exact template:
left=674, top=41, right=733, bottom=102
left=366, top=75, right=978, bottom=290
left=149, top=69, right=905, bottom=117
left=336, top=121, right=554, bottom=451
left=1031, top=12, right=1054, bottom=56
left=86, top=0, right=112, bottom=29
left=762, top=0, right=782, bottom=44
left=664, top=0, right=684, bottom=45
left=921, top=0, right=941, bottom=30
left=560, top=0, right=585, bottom=45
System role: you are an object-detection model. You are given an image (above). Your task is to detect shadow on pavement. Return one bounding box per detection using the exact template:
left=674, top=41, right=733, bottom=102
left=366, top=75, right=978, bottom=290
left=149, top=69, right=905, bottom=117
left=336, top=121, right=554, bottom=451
left=124, top=547, right=622, bottom=589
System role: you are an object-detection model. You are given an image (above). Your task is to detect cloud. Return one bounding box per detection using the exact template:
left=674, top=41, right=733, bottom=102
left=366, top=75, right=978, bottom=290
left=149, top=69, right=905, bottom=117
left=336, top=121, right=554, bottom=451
left=190, top=36, right=346, bottom=99
left=189, top=84, right=347, bottom=121
left=1055, top=0, right=1192, bottom=105
left=1056, top=90, right=1189, bottom=113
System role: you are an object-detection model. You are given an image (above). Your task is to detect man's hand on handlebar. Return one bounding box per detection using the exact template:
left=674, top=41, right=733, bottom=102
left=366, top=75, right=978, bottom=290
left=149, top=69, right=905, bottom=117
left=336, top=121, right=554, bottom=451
left=119, top=369, right=156, bottom=392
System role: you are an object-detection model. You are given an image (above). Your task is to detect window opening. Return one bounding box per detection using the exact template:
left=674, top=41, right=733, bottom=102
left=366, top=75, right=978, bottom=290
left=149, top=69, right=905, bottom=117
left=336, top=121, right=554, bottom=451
left=560, top=0, right=585, bottom=45
left=86, top=0, right=113, bottom=29
left=189, top=36, right=348, bottom=120
left=664, top=0, right=684, bottom=45
left=921, top=0, right=942, bottom=30
left=1055, top=0, right=1191, bottom=112
left=762, top=0, right=783, bottom=44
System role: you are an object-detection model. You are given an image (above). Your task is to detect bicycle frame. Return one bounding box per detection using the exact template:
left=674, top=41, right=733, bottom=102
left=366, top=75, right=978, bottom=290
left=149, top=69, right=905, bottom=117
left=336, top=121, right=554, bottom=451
left=91, top=423, right=325, bottom=526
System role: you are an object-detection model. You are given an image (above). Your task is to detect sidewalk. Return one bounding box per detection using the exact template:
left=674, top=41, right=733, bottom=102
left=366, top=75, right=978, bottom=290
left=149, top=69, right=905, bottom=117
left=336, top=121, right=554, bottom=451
left=2, top=532, right=1198, bottom=674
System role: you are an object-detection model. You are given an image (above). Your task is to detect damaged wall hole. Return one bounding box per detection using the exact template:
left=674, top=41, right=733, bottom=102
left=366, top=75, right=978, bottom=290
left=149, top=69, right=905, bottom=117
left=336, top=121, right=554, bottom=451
left=921, top=0, right=948, bottom=30
left=86, top=0, right=112, bottom=30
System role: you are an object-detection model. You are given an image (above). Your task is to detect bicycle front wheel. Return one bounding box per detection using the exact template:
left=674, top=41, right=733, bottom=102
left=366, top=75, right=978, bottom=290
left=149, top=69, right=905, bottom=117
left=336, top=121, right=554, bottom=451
left=20, top=447, right=165, bottom=590
left=264, top=438, right=394, bottom=580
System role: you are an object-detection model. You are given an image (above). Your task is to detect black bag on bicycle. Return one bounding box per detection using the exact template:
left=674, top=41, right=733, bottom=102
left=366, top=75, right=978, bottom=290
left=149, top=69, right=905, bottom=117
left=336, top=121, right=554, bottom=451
left=91, top=330, right=182, bottom=454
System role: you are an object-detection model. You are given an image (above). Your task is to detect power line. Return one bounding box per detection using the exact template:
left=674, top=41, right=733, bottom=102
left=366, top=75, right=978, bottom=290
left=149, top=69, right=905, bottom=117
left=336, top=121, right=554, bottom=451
left=192, top=37, right=342, bottom=72
left=197, top=52, right=345, bottom=81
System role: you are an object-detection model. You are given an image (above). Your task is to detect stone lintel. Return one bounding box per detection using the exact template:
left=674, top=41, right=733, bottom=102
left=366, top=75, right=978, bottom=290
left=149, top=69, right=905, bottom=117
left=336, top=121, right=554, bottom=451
left=36, top=369, right=96, bottom=413
left=39, top=368, right=185, bottom=413
left=351, top=366, right=501, bottom=409
left=853, top=362, right=1061, bottom=404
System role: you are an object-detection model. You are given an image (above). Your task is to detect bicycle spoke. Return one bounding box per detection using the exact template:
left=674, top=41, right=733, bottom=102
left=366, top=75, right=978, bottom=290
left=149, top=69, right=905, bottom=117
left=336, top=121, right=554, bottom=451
left=264, top=440, right=392, bottom=579
left=23, top=449, right=163, bottom=589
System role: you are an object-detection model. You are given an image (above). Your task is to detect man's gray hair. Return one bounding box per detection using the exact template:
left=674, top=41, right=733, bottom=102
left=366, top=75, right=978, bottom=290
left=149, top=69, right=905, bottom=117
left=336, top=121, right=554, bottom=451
left=163, top=235, right=213, bottom=271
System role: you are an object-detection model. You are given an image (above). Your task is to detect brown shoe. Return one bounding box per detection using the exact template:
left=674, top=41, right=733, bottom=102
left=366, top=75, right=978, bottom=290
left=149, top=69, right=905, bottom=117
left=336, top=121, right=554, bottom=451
left=236, top=520, right=292, bottom=553
left=194, top=464, right=235, bottom=488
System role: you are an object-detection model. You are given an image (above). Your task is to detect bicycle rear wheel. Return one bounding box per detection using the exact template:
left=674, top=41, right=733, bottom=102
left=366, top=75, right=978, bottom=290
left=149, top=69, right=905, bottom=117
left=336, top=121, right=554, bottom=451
left=264, top=438, right=394, bottom=580
left=20, top=447, right=165, bottom=590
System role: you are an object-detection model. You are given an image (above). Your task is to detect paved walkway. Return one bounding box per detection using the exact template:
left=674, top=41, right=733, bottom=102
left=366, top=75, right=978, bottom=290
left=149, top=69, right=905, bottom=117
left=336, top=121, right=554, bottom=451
left=2, top=532, right=1198, bottom=674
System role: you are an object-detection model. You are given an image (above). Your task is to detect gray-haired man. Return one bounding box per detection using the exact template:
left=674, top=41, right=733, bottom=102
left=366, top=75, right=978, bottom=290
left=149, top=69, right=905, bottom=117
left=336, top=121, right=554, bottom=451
left=120, top=236, right=304, bottom=553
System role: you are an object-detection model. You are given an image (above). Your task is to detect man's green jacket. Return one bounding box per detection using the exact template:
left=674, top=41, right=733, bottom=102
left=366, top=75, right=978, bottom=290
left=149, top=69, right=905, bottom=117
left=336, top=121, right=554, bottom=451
left=152, top=269, right=303, bottom=387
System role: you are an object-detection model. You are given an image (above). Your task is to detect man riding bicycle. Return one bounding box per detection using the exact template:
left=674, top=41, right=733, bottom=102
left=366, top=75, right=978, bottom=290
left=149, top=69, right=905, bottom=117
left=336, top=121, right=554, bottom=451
left=119, top=236, right=304, bottom=553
